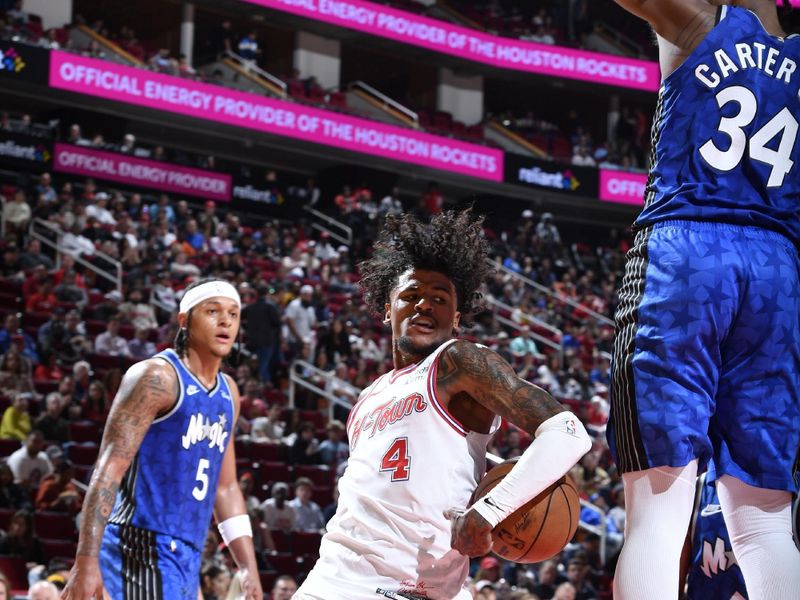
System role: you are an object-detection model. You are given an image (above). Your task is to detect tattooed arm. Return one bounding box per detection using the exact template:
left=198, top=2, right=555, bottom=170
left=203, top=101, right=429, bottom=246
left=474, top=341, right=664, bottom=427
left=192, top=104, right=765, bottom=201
left=439, top=341, right=591, bottom=557
left=213, top=375, right=262, bottom=600
left=61, top=359, right=177, bottom=600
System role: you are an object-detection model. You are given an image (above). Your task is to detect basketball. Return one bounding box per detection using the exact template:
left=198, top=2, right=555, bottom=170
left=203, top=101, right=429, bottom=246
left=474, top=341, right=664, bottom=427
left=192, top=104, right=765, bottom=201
left=470, top=458, right=580, bottom=563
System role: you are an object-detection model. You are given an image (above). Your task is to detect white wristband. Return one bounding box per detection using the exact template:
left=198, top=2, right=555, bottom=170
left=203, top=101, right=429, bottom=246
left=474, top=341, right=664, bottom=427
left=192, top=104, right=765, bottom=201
left=471, top=411, right=591, bottom=528
left=217, top=514, right=253, bottom=545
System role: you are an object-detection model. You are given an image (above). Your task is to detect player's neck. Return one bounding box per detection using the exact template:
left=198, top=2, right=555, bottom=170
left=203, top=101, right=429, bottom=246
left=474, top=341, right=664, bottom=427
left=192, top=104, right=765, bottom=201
left=182, top=347, right=222, bottom=388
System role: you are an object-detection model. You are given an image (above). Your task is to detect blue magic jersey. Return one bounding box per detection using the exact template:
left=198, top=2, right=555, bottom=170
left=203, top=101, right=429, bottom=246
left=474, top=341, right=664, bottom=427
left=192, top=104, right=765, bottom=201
left=686, top=475, right=747, bottom=600
left=107, top=349, right=234, bottom=551
left=636, top=6, right=800, bottom=248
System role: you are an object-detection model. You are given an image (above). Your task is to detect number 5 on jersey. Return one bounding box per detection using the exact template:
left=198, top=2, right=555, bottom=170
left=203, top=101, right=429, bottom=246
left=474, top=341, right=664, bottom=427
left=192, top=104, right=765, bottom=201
left=381, top=437, right=410, bottom=481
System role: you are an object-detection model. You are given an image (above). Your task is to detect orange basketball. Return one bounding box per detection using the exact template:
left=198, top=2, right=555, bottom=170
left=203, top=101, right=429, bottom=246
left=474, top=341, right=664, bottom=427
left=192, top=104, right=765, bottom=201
left=470, top=458, right=580, bottom=563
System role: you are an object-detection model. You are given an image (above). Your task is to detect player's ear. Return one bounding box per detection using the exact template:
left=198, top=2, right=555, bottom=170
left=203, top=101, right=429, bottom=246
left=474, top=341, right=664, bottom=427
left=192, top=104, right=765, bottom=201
left=177, top=312, right=187, bottom=328
left=384, top=303, right=391, bottom=325
left=452, top=311, right=461, bottom=334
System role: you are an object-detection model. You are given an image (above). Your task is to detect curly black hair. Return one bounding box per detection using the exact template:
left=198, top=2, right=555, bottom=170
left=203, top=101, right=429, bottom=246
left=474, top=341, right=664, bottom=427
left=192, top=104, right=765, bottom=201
left=358, top=209, right=491, bottom=325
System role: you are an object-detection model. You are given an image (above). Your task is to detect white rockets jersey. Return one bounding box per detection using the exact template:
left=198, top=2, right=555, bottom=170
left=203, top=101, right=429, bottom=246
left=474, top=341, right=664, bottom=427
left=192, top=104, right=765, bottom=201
left=297, top=339, right=499, bottom=600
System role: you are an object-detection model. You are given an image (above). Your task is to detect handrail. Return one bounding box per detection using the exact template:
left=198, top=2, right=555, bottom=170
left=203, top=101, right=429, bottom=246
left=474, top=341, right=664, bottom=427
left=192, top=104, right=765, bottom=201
left=30, top=218, right=122, bottom=292
left=486, top=120, right=550, bottom=159
left=435, top=0, right=486, bottom=31
left=489, top=307, right=563, bottom=361
left=491, top=260, right=615, bottom=327
left=350, top=88, right=419, bottom=129
left=222, top=50, right=288, bottom=96
left=302, top=206, right=353, bottom=246
left=486, top=295, right=562, bottom=338
left=288, top=359, right=360, bottom=421
left=75, top=24, right=144, bottom=66
left=349, top=81, right=418, bottom=124
left=593, top=21, right=644, bottom=58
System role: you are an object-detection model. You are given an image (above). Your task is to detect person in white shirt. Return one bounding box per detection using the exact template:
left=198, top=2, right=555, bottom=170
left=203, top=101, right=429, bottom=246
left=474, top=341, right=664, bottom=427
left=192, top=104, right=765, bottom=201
left=85, top=193, right=116, bottom=225
left=94, top=315, right=131, bottom=357
left=284, top=285, right=316, bottom=353
left=260, top=482, right=296, bottom=532
left=7, top=430, right=52, bottom=489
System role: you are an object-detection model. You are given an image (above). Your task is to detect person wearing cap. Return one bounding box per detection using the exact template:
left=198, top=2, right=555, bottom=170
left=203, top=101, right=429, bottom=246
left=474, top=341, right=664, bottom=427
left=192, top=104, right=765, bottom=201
left=284, top=284, right=316, bottom=358
left=260, top=481, right=296, bottom=533
left=61, top=278, right=262, bottom=600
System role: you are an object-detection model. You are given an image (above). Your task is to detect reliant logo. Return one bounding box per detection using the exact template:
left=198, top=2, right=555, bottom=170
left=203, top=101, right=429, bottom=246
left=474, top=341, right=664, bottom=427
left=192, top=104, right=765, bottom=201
left=181, top=412, right=228, bottom=453
left=518, top=166, right=580, bottom=192
left=0, top=140, right=49, bottom=162
left=0, top=47, right=25, bottom=73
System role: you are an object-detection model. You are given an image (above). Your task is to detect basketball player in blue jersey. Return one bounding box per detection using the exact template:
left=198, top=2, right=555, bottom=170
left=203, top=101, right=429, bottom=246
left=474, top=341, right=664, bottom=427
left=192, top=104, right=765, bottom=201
left=607, top=1, right=800, bottom=598
left=61, top=279, right=262, bottom=600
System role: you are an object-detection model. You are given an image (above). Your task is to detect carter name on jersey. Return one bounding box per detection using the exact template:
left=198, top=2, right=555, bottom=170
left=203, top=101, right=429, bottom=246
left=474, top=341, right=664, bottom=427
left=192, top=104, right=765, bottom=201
left=695, top=42, right=797, bottom=89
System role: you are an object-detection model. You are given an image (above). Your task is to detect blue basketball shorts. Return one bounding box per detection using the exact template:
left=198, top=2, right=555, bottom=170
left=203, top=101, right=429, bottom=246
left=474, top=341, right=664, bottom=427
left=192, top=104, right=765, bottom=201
left=99, top=523, right=201, bottom=600
left=608, top=220, right=800, bottom=492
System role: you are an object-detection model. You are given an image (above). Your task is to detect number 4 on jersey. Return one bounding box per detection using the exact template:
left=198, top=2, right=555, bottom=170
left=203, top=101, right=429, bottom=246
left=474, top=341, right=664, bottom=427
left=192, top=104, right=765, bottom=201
left=380, top=437, right=410, bottom=481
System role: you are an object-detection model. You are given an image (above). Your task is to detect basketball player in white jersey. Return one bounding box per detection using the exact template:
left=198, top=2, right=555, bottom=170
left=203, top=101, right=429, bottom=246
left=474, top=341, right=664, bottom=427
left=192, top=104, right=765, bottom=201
left=295, top=210, right=591, bottom=600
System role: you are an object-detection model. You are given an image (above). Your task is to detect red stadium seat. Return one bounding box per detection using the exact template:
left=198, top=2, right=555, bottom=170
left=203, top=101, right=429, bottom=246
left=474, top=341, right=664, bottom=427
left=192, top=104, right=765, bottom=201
left=0, top=507, right=15, bottom=530
left=40, top=537, right=78, bottom=561
left=267, top=553, right=303, bottom=575
left=34, top=511, right=77, bottom=539
left=293, top=531, right=322, bottom=557
left=269, top=529, right=292, bottom=553
left=68, top=443, right=100, bottom=466
left=294, top=465, right=333, bottom=487
left=258, top=571, right=278, bottom=591
left=258, top=462, right=292, bottom=486
left=250, top=443, right=283, bottom=462
left=0, top=556, right=27, bottom=590
left=69, top=421, right=102, bottom=444
left=0, top=438, right=21, bottom=456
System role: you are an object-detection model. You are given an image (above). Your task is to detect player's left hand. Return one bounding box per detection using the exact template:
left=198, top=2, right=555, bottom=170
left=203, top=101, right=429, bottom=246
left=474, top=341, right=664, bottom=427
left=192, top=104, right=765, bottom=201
left=237, top=568, right=263, bottom=600
left=444, top=508, right=493, bottom=557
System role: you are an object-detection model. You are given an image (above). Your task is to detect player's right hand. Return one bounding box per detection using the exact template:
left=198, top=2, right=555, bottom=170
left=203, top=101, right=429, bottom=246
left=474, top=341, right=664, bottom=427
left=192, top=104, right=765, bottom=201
left=60, top=556, right=110, bottom=600
left=444, top=507, right=493, bottom=557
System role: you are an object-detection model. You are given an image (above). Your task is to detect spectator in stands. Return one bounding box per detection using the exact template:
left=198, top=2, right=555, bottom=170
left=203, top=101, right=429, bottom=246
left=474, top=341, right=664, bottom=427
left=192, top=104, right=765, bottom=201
left=288, top=477, right=326, bottom=532
left=150, top=193, right=176, bottom=224
left=0, top=245, right=20, bottom=277
left=200, top=563, right=231, bottom=600
left=535, top=212, right=561, bottom=247
left=34, top=173, right=56, bottom=204
left=208, top=18, right=234, bottom=60
left=81, top=380, right=110, bottom=424
left=103, top=368, right=123, bottom=399
left=529, top=559, right=561, bottom=599
left=317, top=420, right=348, bottom=470
left=316, top=318, right=352, bottom=368
left=509, top=325, right=540, bottom=361
left=422, top=181, right=444, bottom=215
left=67, top=123, right=89, bottom=146
left=60, top=223, right=95, bottom=257
left=34, top=392, right=68, bottom=444
left=27, top=580, right=60, bottom=600
left=0, top=509, right=44, bottom=569
left=185, top=219, right=207, bottom=253
left=53, top=270, right=87, bottom=307
left=242, top=284, right=282, bottom=384
left=171, top=251, right=201, bottom=278
left=152, top=271, right=178, bottom=312
left=251, top=403, right=285, bottom=444
left=564, top=558, right=597, bottom=600
left=18, top=239, right=53, bottom=271
left=3, top=189, right=32, bottom=236
left=209, top=224, right=235, bottom=255
left=85, top=191, right=116, bottom=225
left=271, top=575, right=298, bottom=600
left=285, top=284, right=316, bottom=357
left=94, top=314, right=131, bottom=357
left=34, top=351, right=63, bottom=382
left=6, top=1, right=28, bottom=26
left=238, top=30, right=260, bottom=66
left=0, top=353, right=35, bottom=400
left=128, top=327, right=156, bottom=360
left=71, top=360, right=92, bottom=404
left=379, top=187, right=404, bottom=218
left=34, top=460, right=82, bottom=513
left=7, top=430, right=52, bottom=489
left=25, top=275, right=57, bottom=313
left=0, top=391, right=31, bottom=441
left=288, top=421, right=320, bottom=465
left=0, top=462, right=30, bottom=510
left=118, top=288, right=158, bottom=330
left=261, top=482, right=296, bottom=532
left=576, top=452, right=610, bottom=498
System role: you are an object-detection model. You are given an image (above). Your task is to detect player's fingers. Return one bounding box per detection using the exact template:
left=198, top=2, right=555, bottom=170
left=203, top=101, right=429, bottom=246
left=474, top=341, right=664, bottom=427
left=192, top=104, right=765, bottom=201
left=443, top=507, right=464, bottom=521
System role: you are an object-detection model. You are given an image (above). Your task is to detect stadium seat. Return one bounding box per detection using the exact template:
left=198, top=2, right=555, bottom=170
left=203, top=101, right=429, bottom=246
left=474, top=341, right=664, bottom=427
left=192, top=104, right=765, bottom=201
left=40, top=537, right=78, bottom=561
left=0, top=438, right=20, bottom=456
left=68, top=443, right=100, bottom=466
left=269, top=529, right=292, bottom=553
left=34, top=511, right=77, bottom=539
left=293, top=531, right=322, bottom=557
left=0, top=555, right=27, bottom=590
left=258, top=571, right=278, bottom=592
left=250, top=443, right=283, bottom=462
left=0, top=508, right=15, bottom=530
left=294, top=465, right=333, bottom=487
left=69, top=421, right=102, bottom=444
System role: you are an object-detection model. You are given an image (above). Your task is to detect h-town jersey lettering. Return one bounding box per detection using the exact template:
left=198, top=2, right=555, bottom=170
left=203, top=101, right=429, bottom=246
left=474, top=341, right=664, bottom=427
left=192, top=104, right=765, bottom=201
left=108, top=349, right=234, bottom=551
left=297, top=339, right=500, bottom=600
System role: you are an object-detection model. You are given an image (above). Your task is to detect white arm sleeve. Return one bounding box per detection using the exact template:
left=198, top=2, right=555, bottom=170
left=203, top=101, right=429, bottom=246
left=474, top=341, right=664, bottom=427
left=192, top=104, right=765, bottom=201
left=471, top=411, right=591, bottom=527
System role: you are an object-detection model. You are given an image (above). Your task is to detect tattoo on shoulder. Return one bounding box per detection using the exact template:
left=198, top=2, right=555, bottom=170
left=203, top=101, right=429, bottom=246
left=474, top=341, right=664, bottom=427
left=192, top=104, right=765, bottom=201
left=672, top=8, right=716, bottom=56
left=437, top=341, right=563, bottom=433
